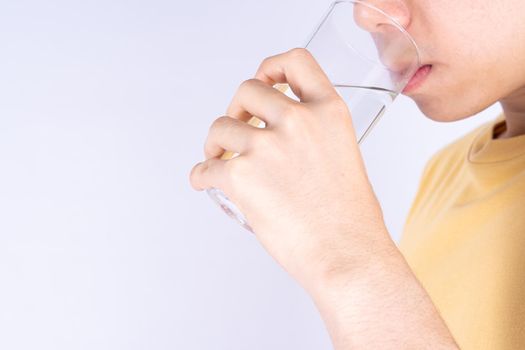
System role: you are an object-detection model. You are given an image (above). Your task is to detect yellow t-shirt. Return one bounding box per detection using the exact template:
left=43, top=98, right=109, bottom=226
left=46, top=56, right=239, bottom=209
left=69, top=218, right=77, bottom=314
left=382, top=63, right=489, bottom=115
left=399, top=113, right=525, bottom=349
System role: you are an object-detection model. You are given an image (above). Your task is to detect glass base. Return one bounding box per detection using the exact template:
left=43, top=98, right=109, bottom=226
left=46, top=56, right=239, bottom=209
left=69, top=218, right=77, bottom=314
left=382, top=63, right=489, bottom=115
left=206, top=187, right=254, bottom=233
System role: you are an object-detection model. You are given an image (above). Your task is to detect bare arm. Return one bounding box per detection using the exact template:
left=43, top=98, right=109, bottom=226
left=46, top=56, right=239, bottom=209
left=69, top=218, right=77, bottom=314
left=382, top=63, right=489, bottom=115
left=307, top=233, right=458, bottom=349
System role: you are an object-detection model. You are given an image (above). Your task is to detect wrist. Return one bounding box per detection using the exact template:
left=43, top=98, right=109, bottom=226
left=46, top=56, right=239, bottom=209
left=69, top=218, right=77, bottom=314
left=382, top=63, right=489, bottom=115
left=303, top=223, right=397, bottom=297
left=303, top=235, right=458, bottom=349
left=306, top=230, right=399, bottom=304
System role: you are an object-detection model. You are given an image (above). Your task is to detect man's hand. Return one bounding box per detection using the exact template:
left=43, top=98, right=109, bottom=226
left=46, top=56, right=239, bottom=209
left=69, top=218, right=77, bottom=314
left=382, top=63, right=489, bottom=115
left=189, top=47, right=387, bottom=288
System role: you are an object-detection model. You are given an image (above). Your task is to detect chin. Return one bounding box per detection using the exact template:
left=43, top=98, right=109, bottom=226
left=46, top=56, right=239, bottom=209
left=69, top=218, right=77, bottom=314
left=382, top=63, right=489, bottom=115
left=412, top=98, right=462, bottom=122
left=411, top=93, right=486, bottom=123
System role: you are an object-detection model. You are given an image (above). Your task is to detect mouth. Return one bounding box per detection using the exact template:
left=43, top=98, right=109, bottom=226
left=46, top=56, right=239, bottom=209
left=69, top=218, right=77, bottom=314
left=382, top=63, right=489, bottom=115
left=402, top=64, right=432, bottom=94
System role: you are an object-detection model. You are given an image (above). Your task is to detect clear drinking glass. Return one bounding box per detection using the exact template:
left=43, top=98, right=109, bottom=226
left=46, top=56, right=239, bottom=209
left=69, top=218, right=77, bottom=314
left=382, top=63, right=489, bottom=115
left=207, top=0, right=421, bottom=233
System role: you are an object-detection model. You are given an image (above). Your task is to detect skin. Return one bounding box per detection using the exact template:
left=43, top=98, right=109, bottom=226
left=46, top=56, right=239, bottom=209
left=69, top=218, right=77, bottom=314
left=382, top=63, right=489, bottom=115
left=189, top=0, right=525, bottom=348
left=381, top=0, right=525, bottom=135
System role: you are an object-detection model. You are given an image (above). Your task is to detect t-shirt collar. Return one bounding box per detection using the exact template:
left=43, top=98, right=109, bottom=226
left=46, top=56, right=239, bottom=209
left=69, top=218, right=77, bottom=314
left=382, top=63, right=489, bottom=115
left=468, top=113, right=525, bottom=164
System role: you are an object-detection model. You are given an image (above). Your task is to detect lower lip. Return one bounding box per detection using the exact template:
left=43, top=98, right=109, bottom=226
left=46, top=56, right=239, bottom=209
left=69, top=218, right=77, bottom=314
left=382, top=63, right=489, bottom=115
left=402, top=65, right=432, bottom=93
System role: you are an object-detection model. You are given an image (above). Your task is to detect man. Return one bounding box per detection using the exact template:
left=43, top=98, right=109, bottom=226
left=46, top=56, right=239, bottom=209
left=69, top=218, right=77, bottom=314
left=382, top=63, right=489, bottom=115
left=189, top=0, right=525, bottom=348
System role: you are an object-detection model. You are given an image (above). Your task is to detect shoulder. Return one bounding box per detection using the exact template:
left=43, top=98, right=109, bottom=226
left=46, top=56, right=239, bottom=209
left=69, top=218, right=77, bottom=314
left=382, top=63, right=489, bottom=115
left=403, top=117, right=499, bottom=223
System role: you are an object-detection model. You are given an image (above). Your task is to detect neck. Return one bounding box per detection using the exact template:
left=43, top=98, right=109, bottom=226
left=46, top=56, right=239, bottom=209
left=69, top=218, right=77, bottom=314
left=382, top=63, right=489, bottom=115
left=497, top=86, right=525, bottom=139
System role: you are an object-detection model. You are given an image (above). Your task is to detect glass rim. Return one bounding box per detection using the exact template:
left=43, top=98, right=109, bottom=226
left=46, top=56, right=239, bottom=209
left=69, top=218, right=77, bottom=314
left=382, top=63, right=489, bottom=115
left=303, top=0, right=422, bottom=69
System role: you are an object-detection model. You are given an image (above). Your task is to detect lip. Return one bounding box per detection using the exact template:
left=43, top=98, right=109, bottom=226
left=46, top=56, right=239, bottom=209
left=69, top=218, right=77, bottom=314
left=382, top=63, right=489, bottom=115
left=402, top=64, right=432, bottom=93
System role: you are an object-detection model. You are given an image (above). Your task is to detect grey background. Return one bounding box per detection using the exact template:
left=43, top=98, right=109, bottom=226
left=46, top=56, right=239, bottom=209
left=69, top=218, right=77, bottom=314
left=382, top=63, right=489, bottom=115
left=0, top=0, right=500, bottom=349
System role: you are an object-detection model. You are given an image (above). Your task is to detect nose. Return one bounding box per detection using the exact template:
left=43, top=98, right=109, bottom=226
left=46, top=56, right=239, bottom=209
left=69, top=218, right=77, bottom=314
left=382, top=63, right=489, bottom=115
left=353, top=0, right=411, bottom=32
left=351, top=0, right=419, bottom=79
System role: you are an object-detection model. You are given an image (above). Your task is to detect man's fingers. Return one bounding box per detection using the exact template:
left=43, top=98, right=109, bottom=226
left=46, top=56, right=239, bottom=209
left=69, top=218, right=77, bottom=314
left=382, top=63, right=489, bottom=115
left=253, top=48, right=338, bottom=103
left=225, top=78, right=302, bottom=127
left=189, top=157, right=230, bottom=192
left=204, top=115, right=265, bottom=160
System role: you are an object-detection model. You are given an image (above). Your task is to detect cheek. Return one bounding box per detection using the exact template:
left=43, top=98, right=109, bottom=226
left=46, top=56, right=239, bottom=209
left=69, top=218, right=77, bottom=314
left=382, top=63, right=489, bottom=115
left=406, top=1, right=522, bottom=121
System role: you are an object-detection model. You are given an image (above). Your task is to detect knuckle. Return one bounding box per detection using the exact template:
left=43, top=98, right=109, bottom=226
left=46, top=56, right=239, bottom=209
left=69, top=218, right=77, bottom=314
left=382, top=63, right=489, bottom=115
left=327, top=97, right=351, bottom=117
left=256, top=53, right=280, bottom=78
left=280, top=103, right=306, bottom=130
left=238, top=78, right=259, bottom=94
left=224, top=158, right=245, bottom=192
left=250, top=131, right=272, bottom=151
left=283, top=101, right=304, bottom=116
left=189, top=162, right=203, bottom=190
left=288, top=47, right=312, bottom=60
left=281, top=112, right=300, bottom=133
left=214, top=115, right=231, bottom=127
left=260, top=55, right=274, bottom=70
left=209, top=115, right=230, bottom=133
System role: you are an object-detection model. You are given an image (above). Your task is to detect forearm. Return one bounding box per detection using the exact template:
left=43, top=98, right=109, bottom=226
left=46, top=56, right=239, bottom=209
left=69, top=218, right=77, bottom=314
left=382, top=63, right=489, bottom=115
left=307, top=235, right=459, bottom=350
